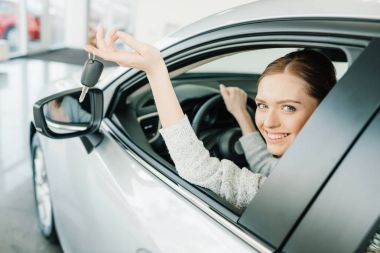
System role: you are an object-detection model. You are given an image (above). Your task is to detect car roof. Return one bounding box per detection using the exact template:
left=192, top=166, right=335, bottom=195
left=155, top=0, right=380, bottom=50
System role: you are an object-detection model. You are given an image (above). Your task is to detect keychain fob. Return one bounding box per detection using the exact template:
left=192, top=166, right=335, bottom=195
left=79, top=54, right=104, bottom=103
left=81, top=58, right=104, bottom=87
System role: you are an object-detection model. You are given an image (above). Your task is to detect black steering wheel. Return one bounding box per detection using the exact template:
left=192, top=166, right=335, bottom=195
left=191, top=94, right=256, bottom=168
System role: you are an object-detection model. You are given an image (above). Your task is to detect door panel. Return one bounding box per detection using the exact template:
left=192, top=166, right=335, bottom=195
left=283, top=110, right=380, bottom=253
left=86, top=133, right=258, bottom=253
left=43, top=133, right=258, bottom=253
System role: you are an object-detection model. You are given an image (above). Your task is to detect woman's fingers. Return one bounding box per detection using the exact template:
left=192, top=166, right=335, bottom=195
left=85, top=45, right=104, bottom=58
left=88, top=45, right=122, bottom=62
left=219, top=84, right=225, bottom=93
left=220, top=85, right=248, bottom=103
left=220, top=84, right=228, bottom=101
left=85, top=44, right=121, bottom=61
left=96, top=24, right=106, bottom=49
left=86, top=28, right=162, bottom=71
left=220, top=84, right=229, bottom=96
left=116, top=31, right=146, bottom=53
left=111, top=33, right=118, bottom=43
left=85, top=44, right=139, bottom=67
left=105, top=27, right=118, bottom=47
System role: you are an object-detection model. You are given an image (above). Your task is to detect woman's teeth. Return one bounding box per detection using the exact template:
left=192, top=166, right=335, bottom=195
left=267, top=133, right=289, bottom=140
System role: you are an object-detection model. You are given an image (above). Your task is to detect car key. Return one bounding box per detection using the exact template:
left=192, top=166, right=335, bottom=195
left=79, top=52, right=104, bottom=103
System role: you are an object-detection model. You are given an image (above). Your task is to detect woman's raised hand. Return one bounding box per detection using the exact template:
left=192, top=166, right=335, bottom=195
left=85, top=25, right=164, bottom=74
left=85, top=25, right=184, bottom=128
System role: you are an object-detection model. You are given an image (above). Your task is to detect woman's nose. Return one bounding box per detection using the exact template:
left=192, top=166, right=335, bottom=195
left=263, top=109, right=280, bottom=128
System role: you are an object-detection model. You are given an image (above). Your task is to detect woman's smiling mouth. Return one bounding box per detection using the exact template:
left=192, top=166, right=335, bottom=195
left=264, top=130, right=290, bottom=144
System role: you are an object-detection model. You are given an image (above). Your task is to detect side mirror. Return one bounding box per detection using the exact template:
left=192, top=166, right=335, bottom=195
left=33, top=88, right=103, bottom=139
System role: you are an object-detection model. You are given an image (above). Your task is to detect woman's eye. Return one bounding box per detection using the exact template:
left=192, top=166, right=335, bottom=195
left=257, top=103, right=268, bottom=109
left=282, top=105, right=296, bottom=112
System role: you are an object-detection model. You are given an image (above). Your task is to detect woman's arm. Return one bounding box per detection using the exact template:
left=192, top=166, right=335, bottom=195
left=85, top=26, right=184, bottom=128
left=160, top=115, right=266, bottom=208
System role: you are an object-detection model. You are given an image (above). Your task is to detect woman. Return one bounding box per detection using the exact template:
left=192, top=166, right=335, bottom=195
left=219, top=49, right=336, bottom=176
left=85, top=26, right=336, bottom=209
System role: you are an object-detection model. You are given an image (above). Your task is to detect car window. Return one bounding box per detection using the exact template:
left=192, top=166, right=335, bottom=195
left=112, top=46, right=350, bottom=215
left=187, top=48, right=348, bottom=79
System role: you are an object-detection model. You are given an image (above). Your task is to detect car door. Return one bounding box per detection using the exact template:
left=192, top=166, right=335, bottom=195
left=100, top=19, right=377, bottom=252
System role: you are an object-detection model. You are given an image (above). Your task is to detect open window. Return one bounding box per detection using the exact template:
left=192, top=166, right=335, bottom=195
left=113, top=46, right=348, bottom=165
left=110, top=45, right=350, bottom=216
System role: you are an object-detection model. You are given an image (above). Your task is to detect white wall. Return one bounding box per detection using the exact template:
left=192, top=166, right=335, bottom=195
left=134, top=0, right=253, bottom=44
left=64, top=0, right=89, bottom=48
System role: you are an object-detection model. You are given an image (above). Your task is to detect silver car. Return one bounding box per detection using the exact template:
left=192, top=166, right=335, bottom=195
left=30, top=0, right=380, bottom=252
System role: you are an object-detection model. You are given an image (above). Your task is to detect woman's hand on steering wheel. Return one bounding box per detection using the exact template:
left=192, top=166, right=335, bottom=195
left=220, top=84, right=249, bottom=118
left=220, top=84, right=257, bottom=135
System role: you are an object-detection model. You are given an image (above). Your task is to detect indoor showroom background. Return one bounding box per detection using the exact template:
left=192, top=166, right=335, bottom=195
left=0, top=0, right=250, bottom=252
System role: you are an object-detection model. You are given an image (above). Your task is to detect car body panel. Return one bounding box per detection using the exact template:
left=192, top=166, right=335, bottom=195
left=40, top=132, right=260, bottom=253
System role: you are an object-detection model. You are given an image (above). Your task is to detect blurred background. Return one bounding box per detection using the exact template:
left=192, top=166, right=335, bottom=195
left=0, top=1, right=251, bottom=252
left=0, top=0, right=253, bottom=56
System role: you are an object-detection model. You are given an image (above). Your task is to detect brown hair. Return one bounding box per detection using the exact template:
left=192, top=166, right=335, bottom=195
left=258, top=49, right=337, bottom=102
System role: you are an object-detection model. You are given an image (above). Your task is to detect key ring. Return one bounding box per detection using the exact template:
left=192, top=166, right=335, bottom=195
left=88, top=52, right=96, bottom=60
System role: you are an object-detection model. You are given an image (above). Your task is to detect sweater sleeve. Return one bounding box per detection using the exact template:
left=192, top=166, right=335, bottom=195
left=239, top=132, right=279, bottom=177
left=159, top=115, right=266, bottom=209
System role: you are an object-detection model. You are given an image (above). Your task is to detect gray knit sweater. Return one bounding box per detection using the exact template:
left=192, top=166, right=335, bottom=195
left=239, top=132, right=278, bottom=176
left=160, top=115, right=267, bottom=209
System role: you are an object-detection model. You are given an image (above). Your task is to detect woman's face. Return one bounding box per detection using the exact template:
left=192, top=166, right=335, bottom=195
left=255, top=73, right=319, bottom=156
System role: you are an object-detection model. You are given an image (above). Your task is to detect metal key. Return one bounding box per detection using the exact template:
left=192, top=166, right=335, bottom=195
left=79, top=52, right=104, bottom=103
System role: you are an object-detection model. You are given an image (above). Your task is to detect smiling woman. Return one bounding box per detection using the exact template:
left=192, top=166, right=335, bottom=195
left=253, top=49, right=336, bottom=157
left=254, top=72, right=320, bottom=157
left=218, top=49, right=336, bottom=174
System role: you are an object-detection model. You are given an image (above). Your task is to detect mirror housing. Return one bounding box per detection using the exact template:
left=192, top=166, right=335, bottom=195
left=33, top=88, right=103, bottom=139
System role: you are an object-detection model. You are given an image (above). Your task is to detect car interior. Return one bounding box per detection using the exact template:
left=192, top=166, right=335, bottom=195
left=110, top=46, right=349, bottom=213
